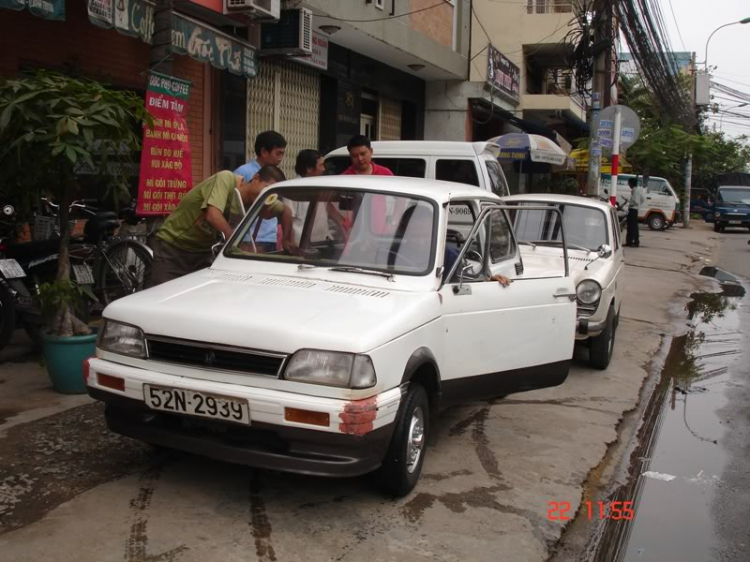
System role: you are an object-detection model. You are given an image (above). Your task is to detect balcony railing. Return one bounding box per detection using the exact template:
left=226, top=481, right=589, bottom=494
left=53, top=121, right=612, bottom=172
left=526, top=0, right=574, bottom=14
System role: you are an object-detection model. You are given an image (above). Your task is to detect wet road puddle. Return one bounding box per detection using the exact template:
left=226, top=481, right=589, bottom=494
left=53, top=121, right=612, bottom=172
left=597, top=268, right=746, bottom=561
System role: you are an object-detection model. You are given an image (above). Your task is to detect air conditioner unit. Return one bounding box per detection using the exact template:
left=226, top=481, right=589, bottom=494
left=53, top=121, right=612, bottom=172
left=260, top=8, right=313, bottom=57
left=224, top=0, right=280, bottom=21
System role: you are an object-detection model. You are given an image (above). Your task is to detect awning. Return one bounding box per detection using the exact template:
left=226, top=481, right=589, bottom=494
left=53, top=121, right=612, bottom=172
left=86, top=0, right=258, bottom=78
left=0, top=0, right=65, bottom=20
left=570, top=149, right=632, bottom=174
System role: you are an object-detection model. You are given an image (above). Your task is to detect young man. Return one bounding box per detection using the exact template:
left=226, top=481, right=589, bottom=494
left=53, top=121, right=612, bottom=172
left=286, top=150, right=330, bottom=243
left=234, top=131, right=287, bottom=251
left=149, top=166, right=287, bottom=287
left=625, top=177, right=644, bottom=247
left=343, top=135, right=393, bottom=176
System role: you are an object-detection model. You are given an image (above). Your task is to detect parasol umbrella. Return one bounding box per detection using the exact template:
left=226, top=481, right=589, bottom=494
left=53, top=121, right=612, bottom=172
left=487, top=133, right=568, bottom=166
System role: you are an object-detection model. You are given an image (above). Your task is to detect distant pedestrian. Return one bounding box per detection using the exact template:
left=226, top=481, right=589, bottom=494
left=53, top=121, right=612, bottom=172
left=625, top=177, right=644, bottom=247
left=287, top=149, right=328, bottom=241
left=235, top=131, right=287, bottom=251
left=343, top=135, right=393, bottom=176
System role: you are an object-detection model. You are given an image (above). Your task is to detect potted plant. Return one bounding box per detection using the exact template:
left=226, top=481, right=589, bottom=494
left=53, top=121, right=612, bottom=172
left=0, top=70, right=148, bottom=393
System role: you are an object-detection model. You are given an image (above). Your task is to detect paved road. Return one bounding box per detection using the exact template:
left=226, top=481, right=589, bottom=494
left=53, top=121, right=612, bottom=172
left=0, top=225, right=724, bottom=562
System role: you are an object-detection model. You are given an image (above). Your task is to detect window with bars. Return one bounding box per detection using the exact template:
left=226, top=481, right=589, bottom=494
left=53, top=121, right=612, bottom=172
left=526, top=0, right=574, bottom=14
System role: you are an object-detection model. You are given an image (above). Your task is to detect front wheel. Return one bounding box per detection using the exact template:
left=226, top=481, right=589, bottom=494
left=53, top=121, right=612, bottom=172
left=647, top=213, right=665, bottom=231
left=377, top=383, right=429, bottom=497
left=98, top=241, right=153, bottom=306
left=589, top=306, right=616, bottom=370
left=713, top=222, right=723, bottom=233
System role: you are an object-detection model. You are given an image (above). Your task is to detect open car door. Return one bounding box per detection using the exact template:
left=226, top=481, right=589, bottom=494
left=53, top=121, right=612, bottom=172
left=438, top=204, right=577, bottom=403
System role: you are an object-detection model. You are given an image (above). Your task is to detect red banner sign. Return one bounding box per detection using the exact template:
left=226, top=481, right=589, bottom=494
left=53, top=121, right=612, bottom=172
left=137, top=72, right=193, bottom=216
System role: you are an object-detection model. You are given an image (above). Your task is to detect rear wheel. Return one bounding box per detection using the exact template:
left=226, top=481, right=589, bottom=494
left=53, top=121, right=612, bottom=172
left=377, top=383, right=429, bottom=497
left=0, top=284, right=16, bottom=351
left=647, top=213, right=665, bottom=231
left=98, top=241, right=153, bottom=306
left=589, top=306, right=616, bottom=370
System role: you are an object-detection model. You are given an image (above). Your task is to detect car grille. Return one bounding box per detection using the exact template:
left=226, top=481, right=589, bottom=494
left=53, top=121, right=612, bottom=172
left=577, top=302, right=597, bottom=318
left=146, top=337, right=286, bottom=376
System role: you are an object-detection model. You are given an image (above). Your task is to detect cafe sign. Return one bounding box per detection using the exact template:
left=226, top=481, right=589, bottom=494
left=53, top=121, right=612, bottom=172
left=0, top=0, right=65, bottom=20
left=87, top=0, right=258, bottom=78
left=487, top=44, right=520, bottom=103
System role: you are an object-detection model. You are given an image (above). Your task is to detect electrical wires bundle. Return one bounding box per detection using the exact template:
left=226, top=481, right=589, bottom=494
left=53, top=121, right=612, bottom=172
left=614, top=0, right=695, bottom=128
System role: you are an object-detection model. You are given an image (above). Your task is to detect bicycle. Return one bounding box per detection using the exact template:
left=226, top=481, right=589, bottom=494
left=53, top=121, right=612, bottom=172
left=42, top=198, right=154, bottom=308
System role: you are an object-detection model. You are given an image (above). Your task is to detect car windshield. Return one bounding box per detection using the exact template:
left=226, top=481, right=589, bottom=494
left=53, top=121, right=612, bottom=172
left=508, top=203, right=608, bottom=251
left=224, top=187, right=437, bottom=276
left=718, top=188, right=750, bottom=203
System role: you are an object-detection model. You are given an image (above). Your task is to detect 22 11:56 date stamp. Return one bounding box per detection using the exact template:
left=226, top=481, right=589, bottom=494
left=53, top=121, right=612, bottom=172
left=547, top=501, right=635, bottom=521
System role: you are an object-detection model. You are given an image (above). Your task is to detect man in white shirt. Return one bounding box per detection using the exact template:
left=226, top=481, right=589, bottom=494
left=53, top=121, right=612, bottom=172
left=625, top=177, right=644, bottom=247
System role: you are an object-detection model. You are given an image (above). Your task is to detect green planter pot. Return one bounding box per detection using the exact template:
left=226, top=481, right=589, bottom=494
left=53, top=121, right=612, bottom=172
left=42, top=329, right=97, bottom=394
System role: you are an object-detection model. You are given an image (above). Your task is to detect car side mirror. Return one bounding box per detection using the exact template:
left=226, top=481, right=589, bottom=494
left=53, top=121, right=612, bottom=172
left=598, top=244, right=612, bottom=258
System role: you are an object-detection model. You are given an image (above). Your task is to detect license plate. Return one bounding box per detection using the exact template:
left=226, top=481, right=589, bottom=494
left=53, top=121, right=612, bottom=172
left=144, top=384, right=250, bottom=424
left=73, top=264, right=95, bottom=285
left=0, top=259, right=25, bottom=279
left=728, top=220, right=742, bottom=225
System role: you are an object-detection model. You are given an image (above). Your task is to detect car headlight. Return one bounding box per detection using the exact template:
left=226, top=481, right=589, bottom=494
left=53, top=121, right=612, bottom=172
left=577, top=280, right=602, bottom=305
left=284, top=350, right=376, bottom=389
left=98, top=320, right=147, bottom=358
left=714, top=211, right=721, bottom=218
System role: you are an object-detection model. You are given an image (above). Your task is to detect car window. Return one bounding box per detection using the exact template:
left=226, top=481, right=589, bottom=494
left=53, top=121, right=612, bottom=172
left=448, top=213, right=490, bottom=284
left=485, top=160, right=508, bottom=196
left=373, top=158, right=426, bottom=178
left=489, top=208, right=515, bottom=263
left=647, top=180, right=669, bottom=195
left=447, top=202, right=475, bottom=252
left=325, top=156, right=351, bottom=175
left=610, top=208, right=620, bottom=249
left=436, top=159, right=480, bottom=187
left=509, top=203, right=608, bottom=251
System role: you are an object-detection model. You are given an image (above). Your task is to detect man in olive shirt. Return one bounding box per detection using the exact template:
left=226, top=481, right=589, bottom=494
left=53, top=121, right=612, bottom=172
left=149, top=165, right=287, bottom=287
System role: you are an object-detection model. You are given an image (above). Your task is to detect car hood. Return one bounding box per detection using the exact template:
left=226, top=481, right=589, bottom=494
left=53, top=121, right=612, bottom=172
left=716, top=202, right=750, bottom=210
left=103, top=269, right=439, bottom=354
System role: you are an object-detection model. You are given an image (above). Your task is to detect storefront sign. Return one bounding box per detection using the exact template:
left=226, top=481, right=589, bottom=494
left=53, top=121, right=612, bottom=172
left=0, top=0, right=65, bottom=20
left=293, top=32, right=329, bottom=71
left=137, top=72, right=193, bottom=216
left=87, top=0, right=258, bottom=77
left=487, top=44, right=520, bottom=103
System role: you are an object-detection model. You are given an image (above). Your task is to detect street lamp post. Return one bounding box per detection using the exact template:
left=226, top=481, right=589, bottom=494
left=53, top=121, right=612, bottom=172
left=702, top=17, right=750, bottom=68
left=719, top=102, right=749, bottom=132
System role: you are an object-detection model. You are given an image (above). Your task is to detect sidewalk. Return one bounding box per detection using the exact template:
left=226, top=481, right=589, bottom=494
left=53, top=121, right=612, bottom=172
left=0, top=221, right=725, bottom=562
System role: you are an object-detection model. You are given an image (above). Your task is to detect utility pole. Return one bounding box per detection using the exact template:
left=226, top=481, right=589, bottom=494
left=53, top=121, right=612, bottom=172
left=587, top=92, right=602, bottom=197
left=150, top=0, right=174, bottom=74
left=683, top=51, right=696, bottom=228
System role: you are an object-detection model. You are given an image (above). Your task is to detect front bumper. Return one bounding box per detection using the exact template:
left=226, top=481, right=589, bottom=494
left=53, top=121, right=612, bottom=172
left=576, top=316, right=606, bottom=340
left=715, top=215, right=750, bottom=227
left=86, top=357, right=401, bottom=477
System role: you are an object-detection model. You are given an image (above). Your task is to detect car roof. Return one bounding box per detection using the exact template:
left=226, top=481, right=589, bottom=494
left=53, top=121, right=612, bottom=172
left=272, top=175, right=501, bottom=204
left=717, top=185, right=748, bottom=190
left=325, top=140, right=500, bottom=158
left=502, top=193, right=614, bottom=211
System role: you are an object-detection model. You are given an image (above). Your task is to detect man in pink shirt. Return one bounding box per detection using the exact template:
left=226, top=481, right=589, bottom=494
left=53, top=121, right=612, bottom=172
left=341, top=135, right=394, bottom=234
left=342, top=135, right=394, bottom=176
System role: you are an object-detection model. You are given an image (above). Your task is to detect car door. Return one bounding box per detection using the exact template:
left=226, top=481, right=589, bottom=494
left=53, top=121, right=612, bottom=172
left=646, top=179, right=673, bottom=215
left=438, top=204, right=576, bottom=403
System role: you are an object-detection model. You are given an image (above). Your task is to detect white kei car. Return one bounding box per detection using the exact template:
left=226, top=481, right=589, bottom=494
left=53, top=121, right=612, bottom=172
left=86, top=176, right=577, bottom=496
left=503, top=194, right=625, bottom=369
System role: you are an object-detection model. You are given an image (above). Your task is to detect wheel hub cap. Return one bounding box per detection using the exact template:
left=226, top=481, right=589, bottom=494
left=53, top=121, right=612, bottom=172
left=406, top=407, right=425, bottom=474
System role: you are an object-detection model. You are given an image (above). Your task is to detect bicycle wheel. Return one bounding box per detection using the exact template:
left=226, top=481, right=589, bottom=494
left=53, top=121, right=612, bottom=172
left=98, top=240, right=153, bottom=306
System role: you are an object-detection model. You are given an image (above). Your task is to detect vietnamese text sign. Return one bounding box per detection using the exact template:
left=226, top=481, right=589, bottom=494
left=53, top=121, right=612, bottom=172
left=0, top=0, right=65, bottom=19
left=487, top=44, right=520, bottom=103
left=293, top=32, right=329, bottom=71
left=87, top=0, right=258, bottom=77
left=137, top=72, right=193, bottom=216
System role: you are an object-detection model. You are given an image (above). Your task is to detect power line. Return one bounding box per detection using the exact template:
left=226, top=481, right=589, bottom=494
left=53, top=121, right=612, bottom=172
left=666, top=0, right=687, bottom=52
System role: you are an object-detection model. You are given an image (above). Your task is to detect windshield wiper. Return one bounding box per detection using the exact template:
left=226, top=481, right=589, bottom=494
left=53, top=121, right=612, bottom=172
left=328, top=266, right=395, bottom=281
left=531, top=240, right=593, bottom=253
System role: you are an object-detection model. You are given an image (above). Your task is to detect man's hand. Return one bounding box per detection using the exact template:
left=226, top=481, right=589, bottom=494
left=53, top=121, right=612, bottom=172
left=490, top=274, right=512, bottom=287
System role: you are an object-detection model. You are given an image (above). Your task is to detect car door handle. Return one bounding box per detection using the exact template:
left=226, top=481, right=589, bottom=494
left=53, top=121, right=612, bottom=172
left=554, top=292, right=577, bottom=301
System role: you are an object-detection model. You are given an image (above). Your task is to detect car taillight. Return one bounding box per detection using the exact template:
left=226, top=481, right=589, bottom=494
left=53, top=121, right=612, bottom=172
left=83, top=357, right=91, bottom=385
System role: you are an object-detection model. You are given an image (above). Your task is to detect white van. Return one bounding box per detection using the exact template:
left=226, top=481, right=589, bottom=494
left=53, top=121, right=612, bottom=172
left=324, top=141, right=510, bottom=197
left=600, top=173, right=680, bottom=230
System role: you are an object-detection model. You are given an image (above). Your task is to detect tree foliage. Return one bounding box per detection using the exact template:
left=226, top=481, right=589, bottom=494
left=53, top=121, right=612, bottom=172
left=0, top=70, right=149, bottom=336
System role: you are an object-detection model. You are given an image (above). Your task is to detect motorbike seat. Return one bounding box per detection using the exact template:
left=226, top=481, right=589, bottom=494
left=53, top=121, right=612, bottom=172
left=84, top=212, right=120, bottom=241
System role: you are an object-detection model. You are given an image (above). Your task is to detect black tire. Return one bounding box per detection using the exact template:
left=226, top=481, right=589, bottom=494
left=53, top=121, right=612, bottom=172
left=713, top=222, right=722, bottom=233
left=377, top=383, right=429, bottom=497
left=0, top=283, right=16, bottom=351
left=647, top=213, right=665, bottom=231
left=98, top=241, right=153, bottom=306
left=589, top=305, right=616, bottom=370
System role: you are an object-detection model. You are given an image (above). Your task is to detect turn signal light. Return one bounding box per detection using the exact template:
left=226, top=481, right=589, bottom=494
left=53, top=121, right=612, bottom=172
left=98, top=373, right=125, bottom=392
left=284, top=407, right=330, bottom=427
left=83, top=358, right=91, bottom=385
